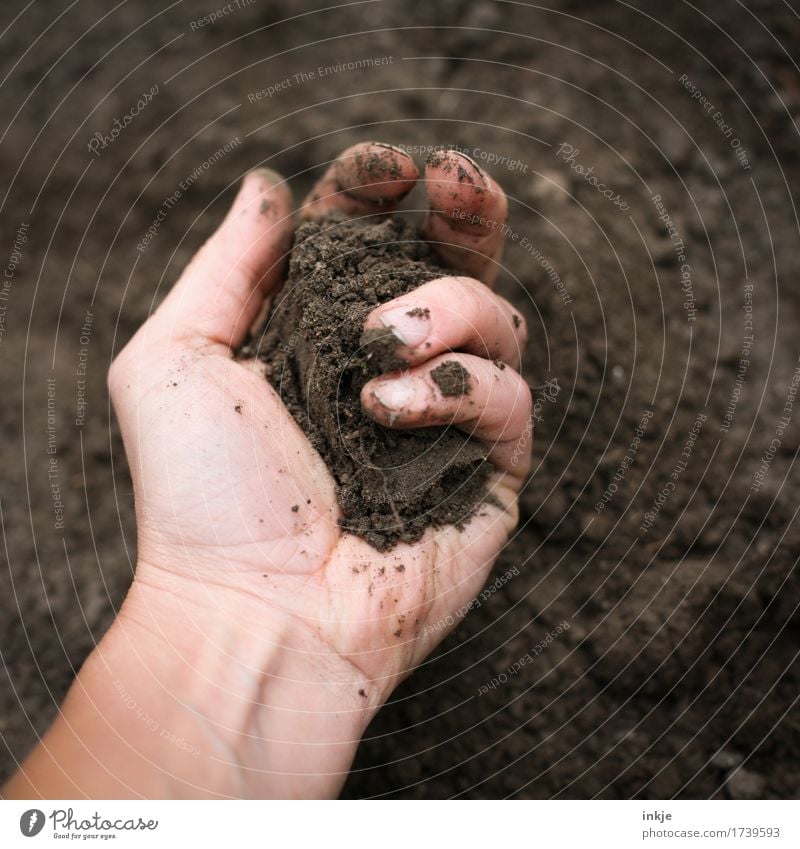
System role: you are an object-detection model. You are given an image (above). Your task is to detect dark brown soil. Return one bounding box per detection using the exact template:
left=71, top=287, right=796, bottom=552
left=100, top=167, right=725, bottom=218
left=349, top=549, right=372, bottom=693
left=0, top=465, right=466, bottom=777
left=430, top=361, right=472, bottom=397
left=244, top=213, right=489, bottom=550
left=2, top=0, right=799, bottom=801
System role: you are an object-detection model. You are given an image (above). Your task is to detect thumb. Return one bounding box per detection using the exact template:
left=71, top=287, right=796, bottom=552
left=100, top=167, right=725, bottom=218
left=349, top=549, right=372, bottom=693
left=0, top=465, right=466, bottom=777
left=153, top=168, right=294, bottom=354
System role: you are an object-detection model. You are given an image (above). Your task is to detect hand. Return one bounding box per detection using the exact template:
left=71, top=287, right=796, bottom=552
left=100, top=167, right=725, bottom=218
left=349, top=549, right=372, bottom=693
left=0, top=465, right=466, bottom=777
left=6, top=143, right=531, bottom=800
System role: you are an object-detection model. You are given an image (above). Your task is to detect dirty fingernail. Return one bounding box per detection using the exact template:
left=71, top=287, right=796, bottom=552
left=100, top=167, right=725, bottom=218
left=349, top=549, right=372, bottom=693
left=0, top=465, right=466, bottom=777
left=372, top=377, right=419, bottom=412
left=378, top=306, right=430, bottom=348
left=452, top=151, right=489, bottom=185
left=371, top=142, right=411, bottom=157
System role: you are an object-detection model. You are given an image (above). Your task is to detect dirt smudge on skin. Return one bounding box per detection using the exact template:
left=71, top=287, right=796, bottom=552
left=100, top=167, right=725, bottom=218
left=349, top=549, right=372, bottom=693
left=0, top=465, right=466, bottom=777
left=344, top=146, right=404, bottom=186
left=406, top=307, right=430, bottom=318
left=431, top=361, right=472, bottom=397
left=359, top=326, right=408, bottom=373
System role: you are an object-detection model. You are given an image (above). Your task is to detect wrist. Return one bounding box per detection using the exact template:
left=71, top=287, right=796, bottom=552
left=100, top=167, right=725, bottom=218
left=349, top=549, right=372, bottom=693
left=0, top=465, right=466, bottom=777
left=7, top=564, right=380, bottom=800
left=112, top=565, right=379, bottom=797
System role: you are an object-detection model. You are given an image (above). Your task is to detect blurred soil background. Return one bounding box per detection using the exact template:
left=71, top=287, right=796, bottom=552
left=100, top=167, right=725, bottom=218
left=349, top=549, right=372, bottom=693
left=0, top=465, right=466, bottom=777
left=1, top=0, right=798, bottom=798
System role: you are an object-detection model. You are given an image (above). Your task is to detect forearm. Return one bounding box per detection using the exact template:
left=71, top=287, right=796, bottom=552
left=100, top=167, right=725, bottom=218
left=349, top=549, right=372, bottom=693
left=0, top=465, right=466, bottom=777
left=4, top=573, right=376, bottom=799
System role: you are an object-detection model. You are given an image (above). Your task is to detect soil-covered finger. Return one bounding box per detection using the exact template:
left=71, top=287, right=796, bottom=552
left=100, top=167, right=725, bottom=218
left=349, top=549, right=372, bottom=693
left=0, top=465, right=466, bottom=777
left=301, top=142, right=419, bottom=220
left=361, top=354, right=532, bottom=473
left=422, top=150, right=508, bottom=285
left=157, top=168, right=294, bottom=353
left=362, top=275, right=527, bottom=369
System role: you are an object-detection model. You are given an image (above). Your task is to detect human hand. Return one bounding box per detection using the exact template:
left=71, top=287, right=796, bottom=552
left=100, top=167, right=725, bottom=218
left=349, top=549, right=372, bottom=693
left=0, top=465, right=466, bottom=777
left=7, top=143, right=531, bottom=800
left=110, top=143, right=530, bottom=796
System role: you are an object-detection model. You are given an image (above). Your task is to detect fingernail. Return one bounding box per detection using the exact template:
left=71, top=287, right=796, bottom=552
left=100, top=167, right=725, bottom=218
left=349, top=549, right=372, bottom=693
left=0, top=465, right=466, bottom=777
left=426, top=149, right=489, bottom=185
left=248, top=167, right=284, bottom=187
left=372, top=377, right=419, bottom=411
left=453, top=151, right=488, bottom=181
left=371, top=142, right=411, bottom=157
left=378, top=306, right=430, bottom=348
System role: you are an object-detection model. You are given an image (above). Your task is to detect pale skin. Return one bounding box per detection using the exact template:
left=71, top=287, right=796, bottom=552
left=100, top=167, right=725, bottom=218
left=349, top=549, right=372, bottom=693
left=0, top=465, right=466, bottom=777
left=3, top=143, right=531, bottom=799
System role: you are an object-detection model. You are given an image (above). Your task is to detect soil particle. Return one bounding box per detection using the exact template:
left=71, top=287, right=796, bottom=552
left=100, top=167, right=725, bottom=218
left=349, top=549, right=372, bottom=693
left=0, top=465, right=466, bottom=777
left=431, top=361, right=472, bottom=397
left=406, top=307, right=430, bottom=319
left=457, top=164, right=472, bottom=183
left=245, top=213, right=491, bottom=550
left=425, top=150, right=449, bottom=170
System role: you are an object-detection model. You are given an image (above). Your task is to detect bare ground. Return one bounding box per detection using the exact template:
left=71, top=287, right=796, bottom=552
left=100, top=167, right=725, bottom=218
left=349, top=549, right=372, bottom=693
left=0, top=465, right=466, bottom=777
left=1, top=0, right=798, bottom=798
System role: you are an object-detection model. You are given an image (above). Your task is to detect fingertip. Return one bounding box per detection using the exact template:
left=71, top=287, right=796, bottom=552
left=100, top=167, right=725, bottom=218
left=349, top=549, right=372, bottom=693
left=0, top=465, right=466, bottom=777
left=237, top=167, right=293, bottom=220
left=157, top=167, right=295, bottom=353
left=361, top=375, right=425, bottom=427
left=301, top=142, right=420, bottom=219
left=424, top=149, right=507, bottom=232
left=218, top=168, right=294, bottom=285
left=247, top=166, right=286, bottom=188
left=363, top=302, right=432, bottom=352
left=422, top=151, right=507, bottom=283
left=336, top=142, right=419, bottom=203
left=426, top=149, right=487, bottom=199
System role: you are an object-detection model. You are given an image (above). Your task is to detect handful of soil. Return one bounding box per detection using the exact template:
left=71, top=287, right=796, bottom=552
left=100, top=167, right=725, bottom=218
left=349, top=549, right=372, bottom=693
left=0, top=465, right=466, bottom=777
left=243, top=213, right=491, bottom=550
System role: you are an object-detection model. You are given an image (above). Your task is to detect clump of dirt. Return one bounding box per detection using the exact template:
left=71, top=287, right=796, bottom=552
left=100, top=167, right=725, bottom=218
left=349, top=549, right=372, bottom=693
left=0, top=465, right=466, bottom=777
left=244, top=213, right=491, bottom=550
left=431, top=361, right=472, bottom=397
